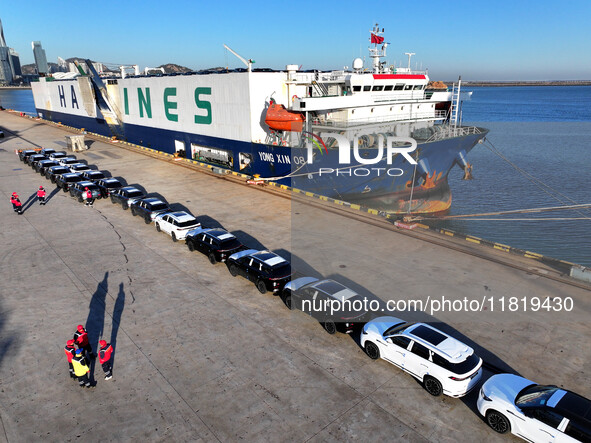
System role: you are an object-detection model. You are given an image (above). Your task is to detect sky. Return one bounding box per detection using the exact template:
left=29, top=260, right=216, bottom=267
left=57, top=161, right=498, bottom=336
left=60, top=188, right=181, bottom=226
left=2, top=0, right=591, bottom=81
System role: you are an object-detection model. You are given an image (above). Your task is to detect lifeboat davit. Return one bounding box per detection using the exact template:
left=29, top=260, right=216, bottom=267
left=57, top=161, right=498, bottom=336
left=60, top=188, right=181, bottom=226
left=264, top=100, right=305, bottom=132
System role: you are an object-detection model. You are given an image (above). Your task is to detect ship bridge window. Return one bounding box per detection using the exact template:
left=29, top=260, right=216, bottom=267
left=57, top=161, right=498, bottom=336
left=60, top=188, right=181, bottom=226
left=394, top=84, right=404, bottom=90
left=404, top=85, right=413, bottom=90
left=414, top=85, right=424, bottom=90
left=384, top=85, right=394, bottom=91
left=363, top=85, right=371, bottom=91
left=353, top=85, right=361, bottom=92
left=372, top=85, right=384, bottom=91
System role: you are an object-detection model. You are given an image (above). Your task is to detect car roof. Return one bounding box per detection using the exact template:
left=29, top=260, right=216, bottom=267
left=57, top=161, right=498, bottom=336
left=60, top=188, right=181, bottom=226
left=310, top=280, right=357, bottom=301
left=167, top=211, right=195, bottom=221
left=101, top=178, right=121, bottom=183
left=78, top=181, right=96, bottom=186
left=251, top=251, right=288, bottom=267
left=404, top=323, right=473, bottom=362
left=62, top=173, right=80, bottom=178
left=121, top=186, right=142, bottom=192
left=142, top=197, right=165, bottom=204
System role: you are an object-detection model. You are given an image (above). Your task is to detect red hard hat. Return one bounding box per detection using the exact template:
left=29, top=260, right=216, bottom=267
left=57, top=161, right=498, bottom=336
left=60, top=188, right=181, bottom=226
left=84, top=187, right=89, bottom=190
left=39, top=186, right=43, bottom=189
left=67, top=339, right=75, bottom=346
left=77, top=325, right=84, bottom=332
left=99, top=340, right=107, bottom=347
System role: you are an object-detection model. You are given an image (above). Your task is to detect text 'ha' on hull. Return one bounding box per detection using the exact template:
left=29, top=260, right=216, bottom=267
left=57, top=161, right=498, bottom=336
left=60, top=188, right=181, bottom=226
left=30, top=24, right=486, bottom=214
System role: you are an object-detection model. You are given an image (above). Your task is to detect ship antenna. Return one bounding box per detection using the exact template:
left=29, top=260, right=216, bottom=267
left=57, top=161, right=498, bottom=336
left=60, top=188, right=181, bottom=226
left=223, top=44, right=255, bottom=72
left=405, top=52, right=415, bottom=71
left=368, top=24, right=387, bottom=73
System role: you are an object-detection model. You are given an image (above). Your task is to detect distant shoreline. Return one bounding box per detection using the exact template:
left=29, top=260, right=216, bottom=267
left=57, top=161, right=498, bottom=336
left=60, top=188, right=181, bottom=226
left=457, top=80, right=591, bottom=87
left=2, top=80, right=591, bottom=91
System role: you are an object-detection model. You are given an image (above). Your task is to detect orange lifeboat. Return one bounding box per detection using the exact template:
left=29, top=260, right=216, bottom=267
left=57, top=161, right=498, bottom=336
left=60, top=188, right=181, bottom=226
left=264, top=100, right=305, bottom=132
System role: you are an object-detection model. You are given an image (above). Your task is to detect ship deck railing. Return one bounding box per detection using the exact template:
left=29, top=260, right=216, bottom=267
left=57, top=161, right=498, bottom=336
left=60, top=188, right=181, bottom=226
left=310, top=110, right=447, bottom=129
left=425, top=125, right=483, bottom=142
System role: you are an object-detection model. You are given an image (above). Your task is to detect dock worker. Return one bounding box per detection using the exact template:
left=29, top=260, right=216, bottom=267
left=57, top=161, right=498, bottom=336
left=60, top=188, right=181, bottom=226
left=72, top=349, right=93, bottom=388
left=84, top=187, right=94, bottom=207
left=98, top=340, right=113, bottom=380
left=73, top=325, right=95, bottom=359
left=64, top=339, right=77, bottom=379
left=37, top=186, right=46, bottom=205
left=11, top=192, right=23, bottom=214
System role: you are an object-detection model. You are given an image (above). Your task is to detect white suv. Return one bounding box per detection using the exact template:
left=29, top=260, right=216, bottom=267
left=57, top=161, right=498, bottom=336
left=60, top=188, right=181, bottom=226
left=361, top=316, right=482, bottom=397
left=478, top=374, right=591, bottom=442
left=154, top=211, right=201, bottom=242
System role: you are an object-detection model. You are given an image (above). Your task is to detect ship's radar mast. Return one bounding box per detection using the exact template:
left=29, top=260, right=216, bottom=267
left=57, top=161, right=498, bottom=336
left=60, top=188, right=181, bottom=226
left=405, top=52, right=415, bottom=71
left=368, top=23, right=387, bottom=73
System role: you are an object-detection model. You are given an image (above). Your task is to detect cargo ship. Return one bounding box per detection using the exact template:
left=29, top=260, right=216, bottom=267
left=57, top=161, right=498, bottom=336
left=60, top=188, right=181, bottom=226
left=30, top=25, right=487, bottom=213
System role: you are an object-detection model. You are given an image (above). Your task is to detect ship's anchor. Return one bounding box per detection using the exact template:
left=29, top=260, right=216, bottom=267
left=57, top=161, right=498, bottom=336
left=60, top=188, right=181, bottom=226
left=462, top=162, right=473, bottom=180
left=455, top=150, right=473, bottom=180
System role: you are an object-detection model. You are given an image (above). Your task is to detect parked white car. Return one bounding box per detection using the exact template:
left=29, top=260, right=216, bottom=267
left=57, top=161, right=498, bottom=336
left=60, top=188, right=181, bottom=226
left=154, top=211, right=201, bottom=242
left=477, top=373, right=590, bottom=442
left=361, top=316, right=482, bottom=397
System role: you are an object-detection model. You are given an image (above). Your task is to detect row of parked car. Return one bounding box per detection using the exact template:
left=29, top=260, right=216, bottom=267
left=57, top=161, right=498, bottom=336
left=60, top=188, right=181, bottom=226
left=19, top=148, right=591, bottom=442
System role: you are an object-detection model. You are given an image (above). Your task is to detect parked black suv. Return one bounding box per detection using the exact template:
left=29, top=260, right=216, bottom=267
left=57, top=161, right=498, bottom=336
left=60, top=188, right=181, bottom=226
left=185, top=228, right=244, bottom=264
left=34, top=159, right=59, bottom=174
left=226, top=249, right=293, bottom=294
left=69, top=181, right=102, bottom=202
left=110, top=186, right=145, bottom=209
left=96, top=178, right=123, bottom=198
left=45, top=165, right=71, bottom=183
left=55, top=173, right=83, bottom=192
left=281, top=278, right=368, bottom=334
left=130, top=197, right=171, bottom=224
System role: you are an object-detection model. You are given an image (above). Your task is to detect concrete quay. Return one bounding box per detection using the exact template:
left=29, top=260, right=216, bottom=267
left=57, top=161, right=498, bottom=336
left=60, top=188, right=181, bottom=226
left=0, top=111, right=589, bottom=442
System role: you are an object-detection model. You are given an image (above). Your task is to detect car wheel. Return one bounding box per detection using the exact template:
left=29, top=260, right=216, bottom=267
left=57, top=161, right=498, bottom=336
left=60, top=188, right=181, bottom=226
left=486, top=410, right=510, bottom=434
left=110, top=195, right=116, bottom=204
left=155, top=223, right=161, bottom=232
left=187, top=240, right=195, bottom=251
left=144, top=216, right=151, bottom=224
left=364, top=342, right=380, bottom=360
left=78, top=196, right=83, bottom=203
left=423, top=376, right=443, bottom=397
left=283, top=293, right=293, bottom=310
left=229, top=264, right=238, bottom=277
left=256, top=280, right=267, bottom=294
left=122, top=202, right=128, bottom=210
left=208, top=253, right=217, bottom=265
left=62, top=187, right=68, bottom=193
left=323, top=319, right=337, bottom=335
left=131, top=207, right=137, bottom=216
left=171, top=232, right=177, bottom=242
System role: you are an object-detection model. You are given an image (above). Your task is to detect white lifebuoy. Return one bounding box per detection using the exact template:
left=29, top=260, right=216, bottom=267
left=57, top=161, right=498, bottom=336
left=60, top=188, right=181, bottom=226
left=291, top=95, right=299, bottom=102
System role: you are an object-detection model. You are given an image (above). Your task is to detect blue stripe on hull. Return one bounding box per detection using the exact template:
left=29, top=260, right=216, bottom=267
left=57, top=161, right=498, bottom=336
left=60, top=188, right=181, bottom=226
left=35, top=108, right=486, bottom=213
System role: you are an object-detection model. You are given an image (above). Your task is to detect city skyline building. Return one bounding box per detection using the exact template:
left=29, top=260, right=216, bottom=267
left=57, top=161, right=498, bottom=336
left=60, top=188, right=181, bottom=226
left=32, top=40, right=48, bottom=74
left=0, top=18, right=16, bottom=84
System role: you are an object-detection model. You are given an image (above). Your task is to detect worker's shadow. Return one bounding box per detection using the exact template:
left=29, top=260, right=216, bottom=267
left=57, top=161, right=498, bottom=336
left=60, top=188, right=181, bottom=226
left=44, top=186, right=61, bottom=205
left=21, top=192, right=38, bottom=212
left=85, top=272, right=109, bottom=385
left=109, top=282, right=125, bottom=372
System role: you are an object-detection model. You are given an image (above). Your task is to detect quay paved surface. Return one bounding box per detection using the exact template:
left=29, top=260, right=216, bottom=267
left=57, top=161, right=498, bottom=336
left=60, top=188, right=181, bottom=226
left=0, top=112, right=589, bottom=442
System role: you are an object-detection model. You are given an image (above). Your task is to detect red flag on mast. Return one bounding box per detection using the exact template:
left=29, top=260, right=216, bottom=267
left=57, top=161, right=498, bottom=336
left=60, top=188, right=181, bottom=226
left=371, top=33, right=384, bottom=44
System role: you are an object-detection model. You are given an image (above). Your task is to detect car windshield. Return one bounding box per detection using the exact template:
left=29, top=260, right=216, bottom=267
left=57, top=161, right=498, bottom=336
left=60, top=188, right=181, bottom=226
left=516, top=385, right=560, bottom=408
left=151, top=203, right=168, bottom=211
left=219, top=238, right=242, bottom=250
left=177, top=220, right=198, bottom=228
left=384, top=322, right=414, bottom=336
left=269, top=263, right=292, bottom=278
left=106, top=183, right=120, bottom=188
left=432, top=353, right=481, bottom=375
